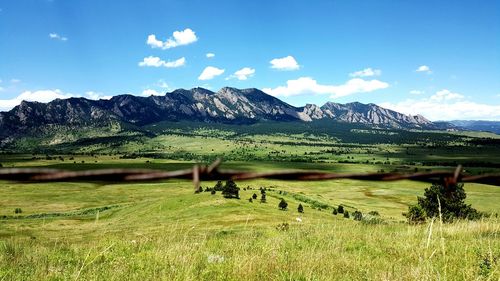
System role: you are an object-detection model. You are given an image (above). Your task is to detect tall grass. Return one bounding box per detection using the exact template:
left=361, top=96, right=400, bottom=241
left=1, top=218, right=498, bottom=280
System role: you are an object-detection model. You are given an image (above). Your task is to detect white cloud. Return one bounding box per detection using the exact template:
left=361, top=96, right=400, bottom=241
left=85, top=91, right=112, bottom=100
left=49, top=33, right=68, bottom=41
left=156, top=79, right=169, bottom=89
left=227, top=67, right=255, bottom=81
left=270, top=56, right=300, bottom=71
left=138, top=56, right=185, bottom=68
left=379, top=89, right=500, bottom=121
left=416, top=65, right=432, bottom=74
left=349, top=68, right=381, bottom=77
left=10, top=79, right=20, bottom=83
left=146, top=28, right=198, bottom=50
left=410, top=90, right=424, bottom=95
left=198, top=66, right=225, bottom=80
left=0, top=89, right=73, bottom=111
left=206, top=53, right=215, bottom=58
left=262, top=77, right=389, bottom=98
left=141, top=89, right=163, bottom=96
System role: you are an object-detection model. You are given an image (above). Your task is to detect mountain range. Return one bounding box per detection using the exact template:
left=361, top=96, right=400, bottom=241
left=0, top=87, right=453, bottom=140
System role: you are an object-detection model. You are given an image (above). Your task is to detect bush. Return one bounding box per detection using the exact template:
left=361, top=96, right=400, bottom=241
left=297, top=204, right=304, bottom=213
left=252, top=193, right=258, bottom=200
left=403, top=204, right=427, bottom=224
left=353, top=210, right=363, bottom=221
left=337, top=205, right=344, bottom=214
left=214, top=181, right=224, bottom=191
left=248, top=198, right=253, bottom=203
left=211, top=190, right=216, bottom=195
left=276, top=222, right=289, bottom=231
left=14, top=208, right=22, bottom=214
left=332, top=208, right=338, bottom=215
left=279, top=199, right=288, bottom=210
left=343, top=211, right=350, bottom=218
left=368, top=211, right=380, bottom=216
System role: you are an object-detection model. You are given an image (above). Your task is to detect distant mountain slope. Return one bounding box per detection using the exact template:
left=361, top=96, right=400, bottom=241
left=0, top=87, right=446, bottom=139
left=450, top=120, right=500, bottom=134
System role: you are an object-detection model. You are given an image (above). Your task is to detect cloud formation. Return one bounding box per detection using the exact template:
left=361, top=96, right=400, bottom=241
left=138, top=56, right=186, bottom=68
left=227, top=67, right=255, bottom=81
left=0, top=90, right=113, bottom=112
left=270, top=56, right=300, bottom=71
left=206, top=53, right=215, bottom=58
left=379, top=89, right=500, bottom=121
left=198, top=66, right=225, bottom=80
left=141, top=89, right=163, bottom=96
left=416, top=65, right=432, bottom=74
left=49, top=33, right=68, bottom=41
left=262, top=77, right=389, bottom=98
left=349, top=68, right=381, bottom=77
left=146, top=28, right=198, bottom=49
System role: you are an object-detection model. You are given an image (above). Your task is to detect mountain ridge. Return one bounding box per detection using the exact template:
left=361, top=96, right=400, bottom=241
left=0, top=87, right=449, bottom=139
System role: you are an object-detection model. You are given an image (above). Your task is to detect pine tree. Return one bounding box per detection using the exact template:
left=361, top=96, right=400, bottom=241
left=279, top=199, right=288, bottom=210
left=222, top=180, right=240, bottom=199
left=297, top=204, right=304, bottom=213
left=252, top=193, right=258, bottom=200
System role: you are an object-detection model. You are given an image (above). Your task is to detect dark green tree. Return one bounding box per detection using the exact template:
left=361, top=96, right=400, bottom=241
left=222, top=180, right=240, bottom=199
left=405, top=183, right=480, bottom=223
left=332, top=208, right=338, bottom=215
left=252, top=193, right=258, bottom=200
left=343, top=211, right=350, bottom=218
left=353, top=210, right=363, bottom=221
left=337, top=205, right=344, bottom=214
left=260, top=193, right=267, bottom=203
left=297, top=204, right=304, bottom=213
left=214, top=181, right=224, bottom=191
left=279, top=199, right=288, bottom=210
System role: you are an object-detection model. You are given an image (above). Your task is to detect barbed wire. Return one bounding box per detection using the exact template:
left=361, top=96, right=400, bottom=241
left=0, top=160, right=499, bottom=191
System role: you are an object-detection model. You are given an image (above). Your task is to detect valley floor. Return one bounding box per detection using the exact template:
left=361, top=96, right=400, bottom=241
left=0, top=158, right=499, bottom=280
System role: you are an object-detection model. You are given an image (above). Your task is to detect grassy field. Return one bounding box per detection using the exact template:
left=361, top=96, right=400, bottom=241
left=1, top=126, right=499, bottom=280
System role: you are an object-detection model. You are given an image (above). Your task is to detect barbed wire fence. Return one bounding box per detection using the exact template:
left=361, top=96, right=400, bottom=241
left=0, top=159, right=499, bottom=191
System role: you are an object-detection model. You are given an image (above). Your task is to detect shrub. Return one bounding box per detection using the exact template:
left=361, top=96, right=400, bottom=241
left=297, top=204, right=304, bottom=213
left=14, top=208, right=22, bottom=214
left=368, top=211, right=380, bottom=216
left=353, top=210, right=363, bottom=221
left=278, top=199, right=288, bottom=210
left=332, top=208, right=338, bottom=215
left=211, top=190, right=216, bottom=195
left=403, top=204, right=426, bottom=224
left=252, top=193, right=258, bottom=200
left=337, top=205, right=344, bottom=214
left=214, top=181, right=224, bottom=191
left=343, top=211, right=350, bottom=218
left=276, top=222, right=289, bottom=231
left=248, top=198, right=253, bottom=203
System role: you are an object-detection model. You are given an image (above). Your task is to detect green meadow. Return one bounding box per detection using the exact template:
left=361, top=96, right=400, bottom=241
left=1, top=126, right=499, bottom=280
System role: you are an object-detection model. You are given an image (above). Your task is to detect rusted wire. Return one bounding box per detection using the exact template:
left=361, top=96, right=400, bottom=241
left=0, top=160, right=499, bottom=190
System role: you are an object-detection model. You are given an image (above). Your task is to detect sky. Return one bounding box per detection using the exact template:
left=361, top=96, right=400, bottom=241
left=0, top=0, right=499, bottom=120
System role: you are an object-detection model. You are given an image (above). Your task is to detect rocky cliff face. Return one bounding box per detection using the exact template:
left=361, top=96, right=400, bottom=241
left=0, top=87, right=441, bottom=138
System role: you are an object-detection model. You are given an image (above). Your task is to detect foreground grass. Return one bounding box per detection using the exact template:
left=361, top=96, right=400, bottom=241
left=1, top=218, right=499, bottom=280
left=0, top=178, right=499, bottom=280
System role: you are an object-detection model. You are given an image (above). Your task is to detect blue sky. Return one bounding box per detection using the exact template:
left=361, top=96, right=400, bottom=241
left=0, top=0, right=499, bottom=120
